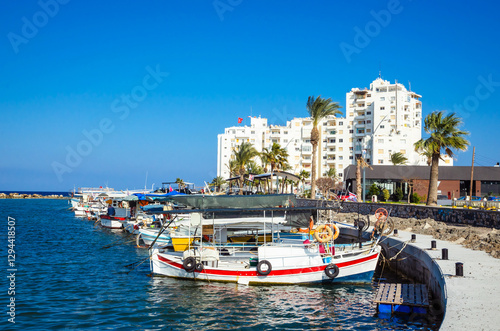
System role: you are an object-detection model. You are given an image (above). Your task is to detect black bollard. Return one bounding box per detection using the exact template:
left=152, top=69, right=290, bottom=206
left=456, top=262, right=464, bottom=276
left=442, top=248, right=448, bottom=260
left=431, top=240, right=437, bottom=250
left=393, top=229, right=398, bottom=236
left=411, top=234, right=416, bottom=242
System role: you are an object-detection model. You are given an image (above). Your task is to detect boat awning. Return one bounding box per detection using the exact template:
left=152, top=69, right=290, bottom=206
left=167, top=194, right=296, bottom=209
left=227, top=171, right=299, bottom=182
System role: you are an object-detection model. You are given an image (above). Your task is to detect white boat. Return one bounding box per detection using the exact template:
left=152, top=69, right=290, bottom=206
left=150, top=241, right=380, bottom=285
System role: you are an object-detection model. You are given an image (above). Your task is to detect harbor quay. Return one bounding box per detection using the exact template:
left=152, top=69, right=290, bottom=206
left=298, top=199, right=500, bottom=329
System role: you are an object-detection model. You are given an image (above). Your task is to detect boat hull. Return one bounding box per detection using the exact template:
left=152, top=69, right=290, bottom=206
left=100, top=215, right=126, bottom=229
left=150, top=246, right=380, bottom=285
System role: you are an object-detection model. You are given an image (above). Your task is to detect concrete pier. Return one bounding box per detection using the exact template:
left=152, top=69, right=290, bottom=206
left=380, top=230, right=500, bottom=330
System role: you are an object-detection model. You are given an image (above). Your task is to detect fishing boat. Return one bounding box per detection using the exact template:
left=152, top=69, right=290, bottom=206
left=147, top=195, right=381, bottom=285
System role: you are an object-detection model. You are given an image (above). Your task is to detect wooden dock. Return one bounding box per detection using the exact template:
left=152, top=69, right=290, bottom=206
left=374, top=283, right=429, bottom=314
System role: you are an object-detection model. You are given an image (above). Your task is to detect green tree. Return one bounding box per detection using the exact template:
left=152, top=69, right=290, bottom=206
left=175, top=178, right=185, bottom=190
left=261, top=143, right=289, bottom=172
left=306, top=96, right=342, bottom=198
left=382, top=189, right=390, bottom=202
left=367, top=183, right=380, bottom=198
left=210, top=176, right=226, bottom=193
left=261, top=142, right=289, bottom=193
left=393, top=187, right=404, bottom=202
left=297, top=170, right=310, bottom=195
left=414, top=111, right=470, bottom=206
left=232, top=142, right=260, bottom=194
left=390, top=152, right=408, bottom=165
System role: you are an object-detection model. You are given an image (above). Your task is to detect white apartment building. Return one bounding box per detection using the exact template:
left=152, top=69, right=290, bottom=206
left=217, top=77, right=452, bottom=186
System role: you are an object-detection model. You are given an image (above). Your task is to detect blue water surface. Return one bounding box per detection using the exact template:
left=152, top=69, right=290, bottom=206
left=0, top=200, right=439, bottom=330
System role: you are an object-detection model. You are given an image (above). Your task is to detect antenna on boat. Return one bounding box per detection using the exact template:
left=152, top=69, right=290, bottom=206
left=144, top=171, right=148, bottom=191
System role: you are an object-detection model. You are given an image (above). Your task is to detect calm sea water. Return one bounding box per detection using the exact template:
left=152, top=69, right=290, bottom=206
left=0, top=200, right=440, bottom=330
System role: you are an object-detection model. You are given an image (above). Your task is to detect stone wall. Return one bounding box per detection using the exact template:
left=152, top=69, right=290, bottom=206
left=297, top=199, right=500, bottom=229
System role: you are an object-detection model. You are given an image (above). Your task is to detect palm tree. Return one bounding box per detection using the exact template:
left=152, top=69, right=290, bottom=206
left=175, top=178, right=185, bottom=191
left=390, top=152, right=408, bottom=165
left=297, top=170, right=310, bottom=194
left=210, top=176, right=226, bottom=193
left=414, top=111, right=469, bottom=206
left=232, top=142, right=260, bottom=194
left=261, top=143, right=289, bottom=172
left=306, top=96, right=342, bottom=198
left=261, top=142, right=289, bottom=193
left=325, top=167, right=338, bottom=180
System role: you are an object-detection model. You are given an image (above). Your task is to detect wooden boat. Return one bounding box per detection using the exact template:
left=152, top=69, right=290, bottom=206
left=147, top=194, right=381, bottom=285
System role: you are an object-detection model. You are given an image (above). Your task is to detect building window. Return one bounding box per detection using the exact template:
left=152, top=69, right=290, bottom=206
left=380, top=97, right=385, bottom=101
left=367, top=111, right=372, bottom=115
left=339, top=139, right=343, bottom=143
left=339, top=147, right=343, bottom=151
left=339, top=156, right=343, bottom=160
left=380, top=125, right=385, bottom=129
left=380, top=107, right=385, bottom=110
left=400, top=149, right=406, bottom=154
left=349, top=129, right=353, bottom=133
left=339, top=121, right=343, bottom=125
left=378, top=149, right=384, bottom=154
left=349, top=156, right=353, bottom=160
left=378, top=139, right=384, bottom=143
left=339, top=130, right=343, bottom=134
left=367, top=120, right=371, bottom=124
left=378, top=160, right=383, bottom=164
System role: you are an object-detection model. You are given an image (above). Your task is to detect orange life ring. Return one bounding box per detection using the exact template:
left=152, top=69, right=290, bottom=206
left=327, top=223, right=340, bottom=240
left=374, top=208, right=388, bottom=220
left=138, top=200, right=149, bottom=207
left=314, top=224, right=333, bottom=243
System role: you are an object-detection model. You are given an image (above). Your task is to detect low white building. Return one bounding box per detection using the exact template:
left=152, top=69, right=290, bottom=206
left=216, top=78, right=452, bottom=187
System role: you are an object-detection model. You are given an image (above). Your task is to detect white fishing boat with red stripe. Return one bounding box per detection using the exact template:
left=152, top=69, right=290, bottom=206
left=146, top=194, right=382, bottom=285
left=150, top=241, right=380, bottom=285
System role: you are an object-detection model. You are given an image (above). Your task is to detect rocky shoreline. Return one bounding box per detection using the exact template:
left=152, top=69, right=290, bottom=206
left=0, top=193, right=67, bottom=199
left=338, top=212, right=500, bottom=259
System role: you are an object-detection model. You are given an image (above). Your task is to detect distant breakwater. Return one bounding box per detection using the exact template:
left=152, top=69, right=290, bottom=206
left=0, top=192, right=67, bottom=199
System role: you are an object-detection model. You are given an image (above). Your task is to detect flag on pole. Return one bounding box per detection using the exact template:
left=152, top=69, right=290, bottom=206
left=248, top=174, right=254, bottom=182
left=238, top=117, right=243, bottom=123
left=346, top=192, right=357, bottom=202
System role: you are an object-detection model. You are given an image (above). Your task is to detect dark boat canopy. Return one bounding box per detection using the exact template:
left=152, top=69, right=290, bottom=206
left=166, top=194, right=296, bottom=209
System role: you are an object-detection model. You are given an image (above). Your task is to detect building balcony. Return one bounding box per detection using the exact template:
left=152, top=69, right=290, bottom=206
left=302, top=159, right=312, bottom=164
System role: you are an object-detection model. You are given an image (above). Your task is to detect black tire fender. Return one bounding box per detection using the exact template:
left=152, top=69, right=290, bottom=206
left=195, top=262, right=204, bottom=272
left=325, top=263, right=339, bottom=279
left=183, top=257, right=196, bottom=273
left=256, top=260, right=272, bottom=276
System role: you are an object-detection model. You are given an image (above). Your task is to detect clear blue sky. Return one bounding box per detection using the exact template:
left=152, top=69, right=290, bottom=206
left=1, top=0, right=499, bottom=191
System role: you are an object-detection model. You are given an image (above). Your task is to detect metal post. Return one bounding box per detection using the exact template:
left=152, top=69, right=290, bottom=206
left=456, top=262, right=464, bottom=276
left=442, top=248, right=448, bottom=260
left=393, top=229, right=398, bottom=236
left=431, top=240, right=436, bottom=250
left=362, top=167, right=366, bottom=203
left=411, top=234, right=416, bottom=242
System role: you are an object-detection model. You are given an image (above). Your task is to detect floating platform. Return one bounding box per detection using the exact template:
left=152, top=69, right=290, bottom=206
left=374, top=283, right=429, bottom=314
